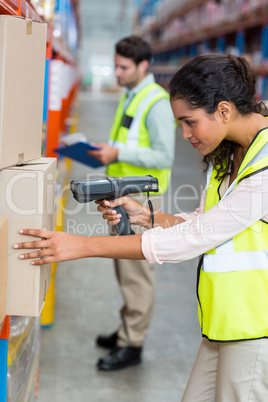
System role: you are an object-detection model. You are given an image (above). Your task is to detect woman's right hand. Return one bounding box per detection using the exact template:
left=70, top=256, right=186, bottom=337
left=96, top=197, right=152, bottom=229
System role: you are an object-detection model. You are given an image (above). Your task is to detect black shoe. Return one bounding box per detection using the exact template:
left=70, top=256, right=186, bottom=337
left=97, top=346, right=142, bottom=371
left=96, top=332, right=118, bottom=349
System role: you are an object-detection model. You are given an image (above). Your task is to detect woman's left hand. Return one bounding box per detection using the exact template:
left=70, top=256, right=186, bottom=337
left=14, top=229, right=89, bottom=265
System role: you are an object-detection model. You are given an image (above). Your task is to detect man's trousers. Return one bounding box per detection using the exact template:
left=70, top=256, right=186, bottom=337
left=112, top=194, right=162, bottom=347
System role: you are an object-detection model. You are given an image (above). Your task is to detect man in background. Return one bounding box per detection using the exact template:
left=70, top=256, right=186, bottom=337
left=88, top=35, right=175, bottom=371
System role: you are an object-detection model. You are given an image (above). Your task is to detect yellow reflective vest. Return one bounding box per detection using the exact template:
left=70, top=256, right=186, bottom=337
left=198, top=127, right=268, bottom=342
left=106, top=83, right=171, bottom=194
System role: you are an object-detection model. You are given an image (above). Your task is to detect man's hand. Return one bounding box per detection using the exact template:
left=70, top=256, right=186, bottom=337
left=88, top=143, right=118, bottom=165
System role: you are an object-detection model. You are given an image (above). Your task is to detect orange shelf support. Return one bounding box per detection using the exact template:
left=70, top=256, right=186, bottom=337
left=0, top=0, right=18, bottom=15
left=46, top=110, right=62, bottom=157
left=0, top=0, right=44, bottom=20
left=0, top=316, right=10, bottom=402
left=0, top=316, right=10, bottom=339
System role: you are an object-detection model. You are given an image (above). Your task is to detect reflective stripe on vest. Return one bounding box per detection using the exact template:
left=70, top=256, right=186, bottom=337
left=198, top=127, right=268, bottom=341
left=109, top=87, right=166, bottom=149
left=107, top=83, right=171, bottom=194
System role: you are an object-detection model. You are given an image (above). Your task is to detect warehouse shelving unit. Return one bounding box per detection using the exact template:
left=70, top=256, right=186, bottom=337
left=0, top=317, right=10, bottom=402
left=0, top=1, right=80, bottom=400
left=0, top=0, right=44, bottom=20
left=134, top=0, right=268, bottom=97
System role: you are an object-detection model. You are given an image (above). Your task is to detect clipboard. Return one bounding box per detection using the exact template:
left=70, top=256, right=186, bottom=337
left=54, top=142, right=103, bottom=168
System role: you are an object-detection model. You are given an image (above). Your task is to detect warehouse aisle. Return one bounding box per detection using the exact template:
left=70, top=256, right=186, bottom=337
left=37, top=91, right=203, bottom=402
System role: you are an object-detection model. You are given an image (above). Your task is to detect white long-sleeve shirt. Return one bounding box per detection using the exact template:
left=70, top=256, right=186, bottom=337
left=142, top=169, right=268, bottom=264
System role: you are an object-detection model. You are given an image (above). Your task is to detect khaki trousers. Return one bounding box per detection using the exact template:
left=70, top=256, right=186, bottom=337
left=112, top=194, right=163, bottom=348
left=182, top=337, right=268, bottom=402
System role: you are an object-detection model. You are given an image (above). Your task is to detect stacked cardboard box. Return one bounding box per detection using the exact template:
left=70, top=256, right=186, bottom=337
left=0, top=15, right=47, bottom=168
left=0, top=158, right=56, bottom=316
left=0, top=15, right=56, bottom=318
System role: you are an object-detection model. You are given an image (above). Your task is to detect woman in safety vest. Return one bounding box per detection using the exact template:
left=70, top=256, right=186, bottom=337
left=16, top=54, right=268, bottom=401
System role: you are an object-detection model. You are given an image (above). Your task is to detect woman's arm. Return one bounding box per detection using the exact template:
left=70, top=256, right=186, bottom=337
left=14, top=229, right=144, bottom=265
left=96, top=197, right=185, bottom=229
left=141, top=170, right=268, bottom=264
left=14, top=196, right=187, bottom=266
left=15, top=172, right=268, bottom=267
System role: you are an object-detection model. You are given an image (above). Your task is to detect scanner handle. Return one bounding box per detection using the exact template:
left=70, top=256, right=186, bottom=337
left=114, top=205, right=135, bottom=236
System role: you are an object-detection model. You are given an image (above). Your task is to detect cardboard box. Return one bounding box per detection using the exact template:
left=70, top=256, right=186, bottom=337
left=0, top=217, right=8, bottom=325
left=0, top=157, right=56, bottom=316
left=0, top=16, right=47, bottom=169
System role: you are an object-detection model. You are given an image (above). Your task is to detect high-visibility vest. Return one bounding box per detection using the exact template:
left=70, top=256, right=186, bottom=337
left=106, top=83, right=171, bottom=194
left=197, top=127, right=268, bottom=341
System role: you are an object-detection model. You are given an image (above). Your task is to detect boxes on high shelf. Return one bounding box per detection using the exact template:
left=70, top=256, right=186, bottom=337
left=0, top=157, right=56, bottom=317
left=0, top=216, right=8, bottom=325
left=0, top=15, right=47, bottom=169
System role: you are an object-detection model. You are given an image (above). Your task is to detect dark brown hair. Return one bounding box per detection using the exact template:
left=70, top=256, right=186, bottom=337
left=115, top=36, right=152, bottom=65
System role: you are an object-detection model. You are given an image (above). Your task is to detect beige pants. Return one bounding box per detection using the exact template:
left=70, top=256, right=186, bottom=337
left=182, top=337, right=268, bottom=402
left=112, top=194, right=163, bottom=348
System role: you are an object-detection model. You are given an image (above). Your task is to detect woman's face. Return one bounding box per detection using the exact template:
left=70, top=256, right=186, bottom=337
left=171, top=98, right=226, bottom=156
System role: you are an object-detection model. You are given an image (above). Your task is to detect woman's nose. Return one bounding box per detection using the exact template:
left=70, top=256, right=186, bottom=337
left=182, top=129, right=192, bottom=140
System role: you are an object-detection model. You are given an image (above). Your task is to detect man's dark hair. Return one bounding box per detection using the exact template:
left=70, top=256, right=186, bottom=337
left=115, top=36, right=152, bottom=65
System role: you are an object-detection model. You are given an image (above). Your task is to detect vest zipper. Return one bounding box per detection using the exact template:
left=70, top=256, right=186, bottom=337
left=196, top=255, right=204, bottom=332
left=217, top=177, right=224, bottom=201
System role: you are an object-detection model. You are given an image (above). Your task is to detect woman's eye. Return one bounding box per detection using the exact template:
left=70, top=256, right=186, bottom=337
left=186, top=120, right=194, bottom=126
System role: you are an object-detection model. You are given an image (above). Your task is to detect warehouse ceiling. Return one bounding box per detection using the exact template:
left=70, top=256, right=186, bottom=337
left=80, top=0, right=135, bottom=40
left=78, top=0, right=135, bottom=82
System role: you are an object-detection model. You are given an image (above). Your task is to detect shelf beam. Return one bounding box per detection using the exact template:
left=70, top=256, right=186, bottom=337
left=0, top=0, right=44, bottom=20
left=152, top=13, right=268, bottom=53
left=137, top=0, right=210, bottom=35
left=0, top=1, right=17, bottom=15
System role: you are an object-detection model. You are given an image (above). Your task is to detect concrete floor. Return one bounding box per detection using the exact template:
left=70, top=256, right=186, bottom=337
left=37, top=91, right=204, bottom=402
